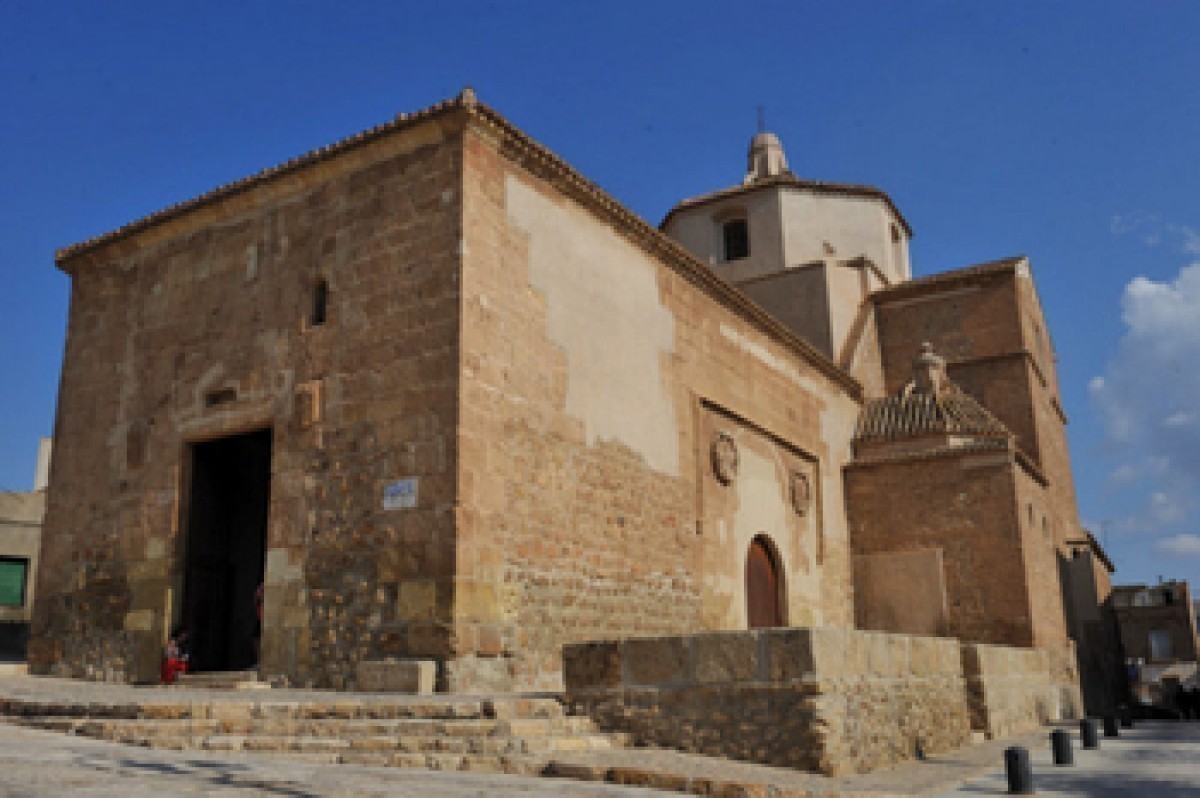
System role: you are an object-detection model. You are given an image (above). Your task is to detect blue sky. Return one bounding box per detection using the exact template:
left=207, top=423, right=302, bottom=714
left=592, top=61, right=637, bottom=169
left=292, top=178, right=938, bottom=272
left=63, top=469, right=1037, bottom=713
left=2, top=2, right=1199, bottom=589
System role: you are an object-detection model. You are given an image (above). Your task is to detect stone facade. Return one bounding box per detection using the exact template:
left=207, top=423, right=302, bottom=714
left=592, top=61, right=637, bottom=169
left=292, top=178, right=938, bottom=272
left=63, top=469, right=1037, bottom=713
left=960, top=642, right=1058, bottom=739
left=33, top=111, right=467, bottom=686
left=31, top=89, right=1104, bottom=720
left=564, top=628, right=973, bottom=776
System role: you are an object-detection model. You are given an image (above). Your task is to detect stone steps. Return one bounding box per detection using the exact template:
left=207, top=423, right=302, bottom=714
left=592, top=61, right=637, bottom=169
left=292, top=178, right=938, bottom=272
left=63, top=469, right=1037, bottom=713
left=173, top=670, right=270, bottom=690
left=15, top=714, right=602, bottom=739
left=0, top=691, right=628, bottom=776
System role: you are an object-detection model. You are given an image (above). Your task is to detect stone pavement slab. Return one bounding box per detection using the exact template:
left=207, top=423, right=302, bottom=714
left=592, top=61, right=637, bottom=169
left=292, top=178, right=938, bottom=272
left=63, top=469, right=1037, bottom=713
left=934, top=721, right=1200, bottom=797
left=546, top=728, right=1052, bottom=797
left=0, top=722, right=668, bottom=797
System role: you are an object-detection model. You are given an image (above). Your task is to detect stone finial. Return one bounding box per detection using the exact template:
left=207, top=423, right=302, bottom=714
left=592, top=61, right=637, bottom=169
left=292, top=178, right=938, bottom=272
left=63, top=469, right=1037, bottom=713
left=458, top=86, right=478, bottom=108
left=744, top=132, right=789, bottom=184
left=912, top=342, right=948, bottom=396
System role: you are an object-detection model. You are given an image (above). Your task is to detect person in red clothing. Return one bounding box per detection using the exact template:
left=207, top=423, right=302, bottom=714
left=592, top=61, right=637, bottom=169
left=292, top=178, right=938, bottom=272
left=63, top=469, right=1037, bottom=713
left=160, top=628, right=189, bottom=685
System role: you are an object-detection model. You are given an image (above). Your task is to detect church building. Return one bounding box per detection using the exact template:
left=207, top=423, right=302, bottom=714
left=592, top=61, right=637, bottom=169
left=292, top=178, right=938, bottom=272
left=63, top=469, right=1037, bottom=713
left=31, top=91, right=1104, bottom=715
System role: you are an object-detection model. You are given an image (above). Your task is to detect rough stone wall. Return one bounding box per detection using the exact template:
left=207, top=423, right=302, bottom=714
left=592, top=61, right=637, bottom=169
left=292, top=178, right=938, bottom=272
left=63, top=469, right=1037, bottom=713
left=961, top=642, right=1056, bottom=738
left=1011, top=468, right=1069, bottom=652
left=31, top=115, right=466, bottom=687
left=871, top=263, right=1085, bottom=690
left=564, top=628, right=971, bottom=776
left=456, top=122, right=860, bottom=691
left=874, top=267, right=1084, bottom=558
left=845, top=450, right=1036, bottom=647
left=853, top=548, right=947, bottom=636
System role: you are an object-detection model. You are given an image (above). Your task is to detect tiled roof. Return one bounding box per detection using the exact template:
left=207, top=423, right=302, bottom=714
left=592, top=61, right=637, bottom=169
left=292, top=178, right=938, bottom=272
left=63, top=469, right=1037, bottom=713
left=854, top=385, right=1012, bottom=443
left=660, top=173, right=913, bottom=237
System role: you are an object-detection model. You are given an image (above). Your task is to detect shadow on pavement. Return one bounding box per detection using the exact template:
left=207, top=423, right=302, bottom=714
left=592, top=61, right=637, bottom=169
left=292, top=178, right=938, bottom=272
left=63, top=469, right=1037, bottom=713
left=68, top=753, right=324, bottom=798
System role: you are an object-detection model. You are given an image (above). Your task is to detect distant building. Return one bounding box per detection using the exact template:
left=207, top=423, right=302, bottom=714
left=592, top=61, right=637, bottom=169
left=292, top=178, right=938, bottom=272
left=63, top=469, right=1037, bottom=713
left=1113, top=579, right=1200, bottom=705
left=0, top=439, right=51, bottom=664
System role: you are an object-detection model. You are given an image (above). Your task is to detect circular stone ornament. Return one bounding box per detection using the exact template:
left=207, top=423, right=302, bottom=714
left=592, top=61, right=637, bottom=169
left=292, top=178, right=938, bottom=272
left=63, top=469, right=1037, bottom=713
left=711, top=432, right=739, bottom=485
left=790, top=471, right=812, bottom=516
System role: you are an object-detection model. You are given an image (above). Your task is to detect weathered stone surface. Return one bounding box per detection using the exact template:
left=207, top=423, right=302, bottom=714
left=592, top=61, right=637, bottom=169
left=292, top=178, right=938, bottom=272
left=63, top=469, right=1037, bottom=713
left=355, top=659, right=437, bottom=694
left=566, top=628, right=973, bottom=776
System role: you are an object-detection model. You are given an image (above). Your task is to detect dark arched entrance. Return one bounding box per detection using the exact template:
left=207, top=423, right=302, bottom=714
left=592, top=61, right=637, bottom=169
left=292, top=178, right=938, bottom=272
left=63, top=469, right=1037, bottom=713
left=746, top=535, right=784, bottom=629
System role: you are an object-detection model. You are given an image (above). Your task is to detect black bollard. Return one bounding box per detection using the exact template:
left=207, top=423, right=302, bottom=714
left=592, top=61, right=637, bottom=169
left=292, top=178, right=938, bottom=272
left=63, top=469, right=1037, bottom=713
left=1103, top=713, right=1119, bottom=737
left=1005, top=746, right=1035, bottom=794
left=1080, top=717, right=1099, bottom=749
left=1050, top=728, right=1073, bottom=765
left=1119, top=704, right=1134, bottom=728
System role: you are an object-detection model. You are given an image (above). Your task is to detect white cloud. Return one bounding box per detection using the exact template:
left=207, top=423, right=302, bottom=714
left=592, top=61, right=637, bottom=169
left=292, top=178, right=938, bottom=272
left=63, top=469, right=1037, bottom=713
left=1163, top=412, right=1196, bottom=429
left=1150, top=491, right=1188, bottom=524
left=1111, top=211, right=1200, bottom=256
left=1091, top=263, right=1200, bottom=470
left=1108, top=464, right=1137, bottom=484
left=1184, top=228, right=1200, bottom=255
left=1090, top=261, right=1200, bottom=562
left=1155, top=533, right=1200, bottom=557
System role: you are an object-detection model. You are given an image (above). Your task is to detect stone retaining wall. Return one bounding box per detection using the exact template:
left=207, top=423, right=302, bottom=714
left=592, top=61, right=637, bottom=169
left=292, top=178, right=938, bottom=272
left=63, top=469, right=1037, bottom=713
left=961, top=642, right=1057, bottom=738
left=564, top=628, right=972, bottom=776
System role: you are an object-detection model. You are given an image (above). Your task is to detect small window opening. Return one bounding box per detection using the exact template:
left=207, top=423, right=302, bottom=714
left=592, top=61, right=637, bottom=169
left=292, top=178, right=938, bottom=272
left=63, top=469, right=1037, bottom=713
left=722, top=219, right=750, bottom=261
left=890, top=224, right=901, bottom=243
left=311, top=278, right=329, bottom=326
left=204, top=388, right=237, bottom=409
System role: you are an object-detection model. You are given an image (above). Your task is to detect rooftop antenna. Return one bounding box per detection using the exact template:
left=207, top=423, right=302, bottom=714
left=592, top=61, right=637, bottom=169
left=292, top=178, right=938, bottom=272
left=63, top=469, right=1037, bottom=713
left=757, top=104, right=766, bottom=134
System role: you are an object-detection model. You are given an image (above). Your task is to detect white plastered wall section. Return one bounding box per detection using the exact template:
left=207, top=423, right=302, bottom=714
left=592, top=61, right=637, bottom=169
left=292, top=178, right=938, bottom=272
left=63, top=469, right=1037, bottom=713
left=504, top=174, right=681, bottom=477
left=778, top=191, right=909, bottom=283
left=701, top=417, right=825, bottom=630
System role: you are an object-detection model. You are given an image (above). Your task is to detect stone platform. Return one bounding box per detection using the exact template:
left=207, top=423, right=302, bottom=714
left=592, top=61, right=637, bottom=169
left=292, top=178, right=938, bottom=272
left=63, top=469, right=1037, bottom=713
left=0, top=672, right=1074, bottom=797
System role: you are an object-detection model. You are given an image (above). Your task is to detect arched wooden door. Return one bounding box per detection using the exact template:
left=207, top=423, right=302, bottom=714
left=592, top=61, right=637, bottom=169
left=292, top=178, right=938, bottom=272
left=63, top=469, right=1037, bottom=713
left=746, top=536, right=783, bottom=628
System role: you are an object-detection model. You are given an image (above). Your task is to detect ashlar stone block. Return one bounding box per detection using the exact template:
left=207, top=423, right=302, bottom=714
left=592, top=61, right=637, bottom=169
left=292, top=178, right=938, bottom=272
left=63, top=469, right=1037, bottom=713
left=355, top=658, right=437, bottom=694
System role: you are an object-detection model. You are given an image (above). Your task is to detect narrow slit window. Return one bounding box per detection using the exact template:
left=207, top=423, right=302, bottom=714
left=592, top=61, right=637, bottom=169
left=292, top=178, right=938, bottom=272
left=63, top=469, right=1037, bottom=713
left=312, top=279, right=329, bottom=326
left=723, top=219, right=750, bottom=261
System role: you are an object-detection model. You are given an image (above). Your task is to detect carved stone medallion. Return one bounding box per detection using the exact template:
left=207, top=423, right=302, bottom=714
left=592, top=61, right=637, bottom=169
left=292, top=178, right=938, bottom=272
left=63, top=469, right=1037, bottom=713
left=789, top=471, right=811, bottom=516
left=710, top=432, right=739, bottom=485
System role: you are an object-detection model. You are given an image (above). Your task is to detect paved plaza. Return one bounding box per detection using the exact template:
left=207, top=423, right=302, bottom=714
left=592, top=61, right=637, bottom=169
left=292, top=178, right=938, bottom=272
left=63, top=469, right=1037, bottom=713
left=936, top=721, right=1200, bottom=797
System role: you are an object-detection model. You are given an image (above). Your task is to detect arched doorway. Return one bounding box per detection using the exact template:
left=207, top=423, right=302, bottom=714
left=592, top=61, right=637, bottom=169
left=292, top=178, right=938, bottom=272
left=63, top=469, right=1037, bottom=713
left=746, top=535, right=784, bottom=628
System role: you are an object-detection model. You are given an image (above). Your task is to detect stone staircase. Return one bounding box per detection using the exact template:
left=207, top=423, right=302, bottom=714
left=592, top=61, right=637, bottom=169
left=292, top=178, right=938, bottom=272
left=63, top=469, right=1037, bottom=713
left=173, top=669, right=272, bottom=690
left=0, top=692, right=627, bottom=775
